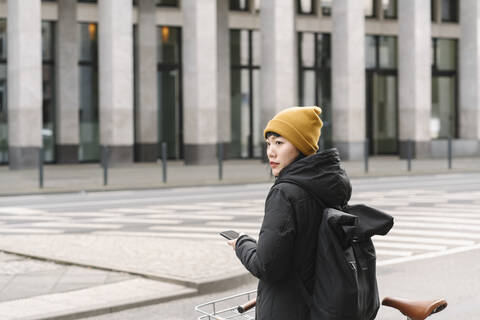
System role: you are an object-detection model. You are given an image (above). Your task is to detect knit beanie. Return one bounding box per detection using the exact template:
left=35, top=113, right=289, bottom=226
left=263, top=106, right=323, bottom=156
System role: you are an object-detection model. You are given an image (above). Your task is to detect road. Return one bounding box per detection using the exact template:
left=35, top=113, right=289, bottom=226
left=0, top=173, right=479, bottom=319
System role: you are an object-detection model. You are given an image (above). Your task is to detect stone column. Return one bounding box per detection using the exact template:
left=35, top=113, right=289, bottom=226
left=182, top=0, right=219, bottom=164
left=98, top=0, right=134, bottom=163
left=135, top=0, right=158, bottom=162
left=56, top=0, right=79, bottom=163
left=217, top=0, right=231, bottom=159
left=398, top=0, right=431, bottom=158
left=459, top=0, right=480, bottom=150
left=331, top=0, right=366, bottom=160
left=7, top=0, right=42, bottom=169
left=259, top=0, right=297, bottom=130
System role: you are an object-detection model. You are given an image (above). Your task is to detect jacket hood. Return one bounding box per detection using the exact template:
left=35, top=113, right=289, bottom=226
left=275, top=148, right=352, bottom=209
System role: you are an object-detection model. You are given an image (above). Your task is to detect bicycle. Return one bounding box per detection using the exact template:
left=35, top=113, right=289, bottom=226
left=195, top=289, right=447, bottom=320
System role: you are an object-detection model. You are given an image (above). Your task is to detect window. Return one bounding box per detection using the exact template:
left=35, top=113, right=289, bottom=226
left=441, top=0, right=458, bottom=22
left=230, top=0, right=249, bottom=11
left=364, top=0, right=376, bottom=18
left=157, top=26, right=182, bottom=159
left=431, top=38, right=457, bottom=139
left=365, top=35, right=399, bottom=155
left=230, top=29, right=261, bottom=158
left=0, top=19, right=6, bottom=164
left=42, top=21, right=56, bottom=163
left=321, top=0, right=332, bottom=16
left=383, top=0, right=397, bottom=19
left=297, top=0, right=316, bottom=15
left=78, top=23, right=99, bottom=162
left=155, top=0, right=179, bottom=6
left=298, top=32, right=332, bottom=150
left=322, top=0, right=376, bottom=18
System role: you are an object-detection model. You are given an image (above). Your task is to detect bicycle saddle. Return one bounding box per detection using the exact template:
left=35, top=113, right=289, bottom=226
left=382, top=297, right=447, bottom=320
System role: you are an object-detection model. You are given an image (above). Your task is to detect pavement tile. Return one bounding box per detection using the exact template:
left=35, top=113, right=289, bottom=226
left=0, top=235, right=246, bottom=286
left=1, top=278, right=197, bottom=320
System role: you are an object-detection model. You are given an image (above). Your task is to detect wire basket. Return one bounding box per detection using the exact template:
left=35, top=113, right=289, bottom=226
left=195, top=290, right=257, bottom=320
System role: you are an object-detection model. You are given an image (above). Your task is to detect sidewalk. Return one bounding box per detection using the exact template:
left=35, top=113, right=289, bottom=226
left=0, top=156, right=478, bottom=319
left=0, top=156, right=478, bottom=196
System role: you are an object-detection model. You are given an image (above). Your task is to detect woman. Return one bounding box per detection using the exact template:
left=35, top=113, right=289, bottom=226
left=228, top=106, right=352, bottom=319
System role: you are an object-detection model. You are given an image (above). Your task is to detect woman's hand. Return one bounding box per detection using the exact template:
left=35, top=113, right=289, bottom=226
left=227, top=238, right=237, bottom=250
left=227, top=233, right=245, bottom=250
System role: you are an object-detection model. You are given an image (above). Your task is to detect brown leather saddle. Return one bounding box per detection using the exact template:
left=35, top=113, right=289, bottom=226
left=382, top=297, right=448, bottom=320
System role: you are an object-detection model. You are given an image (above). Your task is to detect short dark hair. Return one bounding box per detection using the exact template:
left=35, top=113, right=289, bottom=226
left=265, top=131, right=280, bottom=139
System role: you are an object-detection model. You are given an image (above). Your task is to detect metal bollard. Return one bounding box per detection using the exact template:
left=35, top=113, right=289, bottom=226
left=364, top=140, right=369, bottom=173
left=102, top=146, right=109, bottom=186
left=218, top=143, right=223, bottom=181
left=407, top=139, right=412, bottom=172
left=162, top=142, right=167, bottom=183
left=38, top=147, right=44, bottom=188
left=448, top=136, right=452, bottom=169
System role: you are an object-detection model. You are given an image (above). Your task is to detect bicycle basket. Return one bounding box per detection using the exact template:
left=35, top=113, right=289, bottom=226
left=195, top=290, right=257, bottom=320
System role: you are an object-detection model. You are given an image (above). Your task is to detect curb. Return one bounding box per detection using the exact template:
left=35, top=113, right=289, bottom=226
left=0, top=169, right=479, bottom=197
left=0, top=248, right=256, bottom=295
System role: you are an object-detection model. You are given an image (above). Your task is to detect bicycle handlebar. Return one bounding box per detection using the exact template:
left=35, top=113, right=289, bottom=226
left=237, top=298, right=257, bottom=313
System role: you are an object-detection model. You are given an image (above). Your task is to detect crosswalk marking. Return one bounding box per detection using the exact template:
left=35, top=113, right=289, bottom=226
left=372, top=235, right=475, bottom=246
left=389, top=228, right=480, bottom=239
left=373, top=242, right=446, bottom=251
left=394, top=216, right=480, bottom=225
left=149, top=225, right=260, bottom=234
left=376, top=249, right=413, bottom=257
left=394, top=221, right=480, bottom=232
left=0, top=179, right=479, bottom=265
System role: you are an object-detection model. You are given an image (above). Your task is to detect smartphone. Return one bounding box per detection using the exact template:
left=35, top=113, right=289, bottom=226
left=220, top=230, right=240, bottom=240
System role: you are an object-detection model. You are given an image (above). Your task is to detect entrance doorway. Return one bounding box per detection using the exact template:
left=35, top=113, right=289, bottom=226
left=366, top=71, right=398, bottom=155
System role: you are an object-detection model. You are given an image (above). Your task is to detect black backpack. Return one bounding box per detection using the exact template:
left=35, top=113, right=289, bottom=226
left=282, top=181, right=394, bottom=320
left=308, top=205, right=394, bottom=320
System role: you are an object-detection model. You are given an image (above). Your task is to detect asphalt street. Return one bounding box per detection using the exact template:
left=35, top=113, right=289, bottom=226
left=0, top=173, right=479, bottom=319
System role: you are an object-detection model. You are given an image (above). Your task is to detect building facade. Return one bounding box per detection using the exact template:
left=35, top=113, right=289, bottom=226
left=0, top=0, right=479, bottom=169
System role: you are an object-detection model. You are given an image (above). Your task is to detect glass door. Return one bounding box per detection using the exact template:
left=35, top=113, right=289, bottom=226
left=158, top=68, right=181, bottom=159
left=366, top=72, right=398, bottom=155
left=431, top=75, right=456, bottom=139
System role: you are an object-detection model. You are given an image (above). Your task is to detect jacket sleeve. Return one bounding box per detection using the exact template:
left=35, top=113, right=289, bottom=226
left=235, top=187, right=296, bottom=283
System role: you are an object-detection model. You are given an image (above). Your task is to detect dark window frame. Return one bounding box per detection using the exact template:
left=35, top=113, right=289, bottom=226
left=297, top=0, right=317, bottom=15
left=297, top=32, right=332, bottom=151
left=431, top=37, right=459, bottom=138
left=441, top=0, right=459, bottom=23
left=230, top=29, right=260, bottom=159
left=230, top=0, right=250, bottom=12
left=365, top=35, right=399, bottom=155
left=156, top=26, right=183, bottom=159
left=383, top=0, right=398, bottom=20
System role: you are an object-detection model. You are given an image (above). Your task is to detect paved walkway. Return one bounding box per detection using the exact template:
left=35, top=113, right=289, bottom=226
left=0, top=156, right=478, bottom=319
left=0, top=156, right=478, bottom=196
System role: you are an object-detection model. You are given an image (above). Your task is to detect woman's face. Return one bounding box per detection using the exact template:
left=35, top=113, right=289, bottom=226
left=266, top=135, right=300, bottom=177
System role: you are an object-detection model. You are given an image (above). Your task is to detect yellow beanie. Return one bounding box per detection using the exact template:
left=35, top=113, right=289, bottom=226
left=263, top=106, right=323, bottom=156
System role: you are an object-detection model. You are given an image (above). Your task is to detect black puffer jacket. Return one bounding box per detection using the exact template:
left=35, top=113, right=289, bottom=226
left=235, top=148, right=352, bottom=320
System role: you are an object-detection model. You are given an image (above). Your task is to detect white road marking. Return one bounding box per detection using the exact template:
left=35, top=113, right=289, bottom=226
left=0, top=207, right=45, bottom=215
left=29, top=222, right=123, bottom=229
left=387, top=210, right=480, bottom=219
left=394, top=216, right=480, bottom=225
left=0, top=228, right=64, bottom=234
left=206, top=221, right=262, bottom=228
left=394, top=221, right=480, bottom=232
left=90, top=218, right=182, bottom=224
left=372, top=235, right=474, bottom=246
left=373, top=242, right=446, bottom=251
left=138, top=214, right=235, bottom=221
left=389, top=228, right=480, bottom=239
left=92, top=231, right=220, bottom=240
left=149, top=225, right=260, bottom=234
left=375, top=249, right=412, bottom=257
